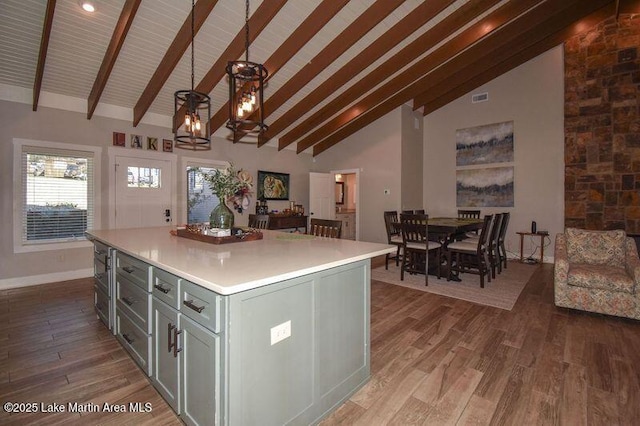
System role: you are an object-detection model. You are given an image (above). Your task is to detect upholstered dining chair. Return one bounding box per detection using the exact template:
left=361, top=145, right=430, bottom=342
left=309, top=218, right=342, bottom=238
left=465, top=214, right=502, bottom=278
left=248, top=214, right=270, bottom=229
left=383, top=211, right=402, bottom=269
left=400, top=213, right=441, bottom=285
left=498, top=212, right=510, bottom=270
left=459, top=209, right=482, bottom=237
left=446, top=215, right=493, bottom=288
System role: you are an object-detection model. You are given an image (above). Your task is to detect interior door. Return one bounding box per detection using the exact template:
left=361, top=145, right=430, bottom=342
left=309, top=172, right=334, bottom=220
left=115, top=155, right=172, bottom=229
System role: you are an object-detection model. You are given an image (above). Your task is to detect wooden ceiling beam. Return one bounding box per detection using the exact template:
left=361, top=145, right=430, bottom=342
left=267, top=0, right=457, bottom=151
left=88, top=0, right=141, bottom=120
left=239, top=0, right=405, bottom=145
left=420, top=0, right=640, bottom=114
left=171, top=0, right=287, bottom=133
left=205, top=0, right=349, bottom=138
left=33, top=0, right=56, bottom=111
left=312, top=0, right=613, bottom=156
left=133, top=0, right=217, bottom=127
left=296, top=0, right=543, bottom=154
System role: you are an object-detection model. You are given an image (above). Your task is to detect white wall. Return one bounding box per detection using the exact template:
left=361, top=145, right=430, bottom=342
left=314, top=108, right=402, bottom=244
left=401, top=104, right=424, bottom=211
left=424, top=45, right=565, bottom=262
left=0, top=100, right=313, bottom=286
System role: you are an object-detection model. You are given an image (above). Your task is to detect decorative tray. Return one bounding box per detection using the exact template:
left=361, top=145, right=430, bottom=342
left=173, top=227, right=263, bottom=245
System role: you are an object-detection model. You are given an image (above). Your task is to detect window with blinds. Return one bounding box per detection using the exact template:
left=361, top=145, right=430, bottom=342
left=20, top=145, right=95, bottom=244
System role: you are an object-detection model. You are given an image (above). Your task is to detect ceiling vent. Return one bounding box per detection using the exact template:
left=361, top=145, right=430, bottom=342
left=471, top=92, right=489, bottom=103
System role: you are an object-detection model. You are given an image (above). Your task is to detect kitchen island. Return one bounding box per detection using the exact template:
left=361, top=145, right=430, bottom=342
left=87, top=226, right=394, bottom=426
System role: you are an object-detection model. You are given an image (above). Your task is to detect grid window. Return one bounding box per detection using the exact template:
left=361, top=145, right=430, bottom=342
left=14, top=139, right=100, bottom=252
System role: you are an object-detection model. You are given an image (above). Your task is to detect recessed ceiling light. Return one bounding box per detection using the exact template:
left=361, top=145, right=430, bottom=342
left=79, top=1, right=96, bottom=13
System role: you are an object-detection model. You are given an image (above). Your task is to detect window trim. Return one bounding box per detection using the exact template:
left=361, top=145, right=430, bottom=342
left=180, top=156, right=228, bottom=225
left=13, top=138, right=102, bottom=253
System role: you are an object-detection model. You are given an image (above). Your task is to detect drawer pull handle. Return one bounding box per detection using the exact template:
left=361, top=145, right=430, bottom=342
left=122, top=333, right=134, bottom=344
left=183, top=300, right=205, bottom=313
left=123, top=266, right=135, bottom=273
left=154, top=284, right=170, bottom=294
left=122, top=297, right=135, bottom=306
left=168, top=323, right=175, bottom=353
left=173, top=328, right=182, bottom=358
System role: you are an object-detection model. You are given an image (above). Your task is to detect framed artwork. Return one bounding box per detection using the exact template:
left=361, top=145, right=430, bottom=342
left=456, top=166, right=514, bottom=207
left=131, top=134, right=142, bottom=149
left=147, top=137, right=158, bottom=151
left=456, top=121, right=514, bottom=166
left=163, top=139, right=173, bottom=152
left=113, top=132, right=126, bottom=147
left=257, top=170, right=290, bottom=200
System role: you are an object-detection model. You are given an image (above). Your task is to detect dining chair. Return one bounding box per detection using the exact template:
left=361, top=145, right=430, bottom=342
left=400, top=213, right=441, bottom=285
left=446, top=214, right=493, bottom=288
left=309, top=218, right=342, bottom=238
left=498, top=212, right=510, bottom=270
left=458, top=209, right=481, bottom=219
left=469, top=214, right=502, bottom=277
left=383, top=211, right=402, bottom=269
left=402, top=210, right=414, bottom=214
left=248, top=214, right=270, bottom=229
left=458, top=209, right=482, bottom=237
left=415, top=209, right=425, bottom=214
left=488, top=213, right=503, bottom=277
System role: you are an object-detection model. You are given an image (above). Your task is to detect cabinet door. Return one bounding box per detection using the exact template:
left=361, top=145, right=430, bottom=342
left=180, top=316, right=220, bottom=426
left=152, top=299, right=180, bottom=413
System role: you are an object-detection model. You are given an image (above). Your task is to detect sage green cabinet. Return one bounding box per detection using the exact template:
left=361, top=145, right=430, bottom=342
left=152, top=299, right=180, bottom=412
left=91, top=240, right=114, bottom=331
left=152, top=268, right=223, bottom=426
left=180, top=315, right=221, bottom=426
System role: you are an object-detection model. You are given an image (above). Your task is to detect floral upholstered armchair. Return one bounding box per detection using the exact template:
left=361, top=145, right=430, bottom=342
left=554, top=228, right=640, bottom=320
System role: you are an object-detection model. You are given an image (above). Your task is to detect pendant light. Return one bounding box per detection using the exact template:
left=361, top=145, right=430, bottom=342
left=174, top=0, right=211, bottom=151
left=226, top=0, right=268, bottom=143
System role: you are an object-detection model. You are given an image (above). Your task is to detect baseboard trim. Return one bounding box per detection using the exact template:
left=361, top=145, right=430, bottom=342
left=0, top=268, right=93, bottom=290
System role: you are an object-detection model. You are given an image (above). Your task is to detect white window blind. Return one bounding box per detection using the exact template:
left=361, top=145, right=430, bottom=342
left=21, top=145, right=95, bottom=244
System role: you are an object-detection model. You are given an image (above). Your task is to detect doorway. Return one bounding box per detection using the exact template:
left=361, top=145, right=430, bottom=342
left=108, top=148, right=177, bottom=229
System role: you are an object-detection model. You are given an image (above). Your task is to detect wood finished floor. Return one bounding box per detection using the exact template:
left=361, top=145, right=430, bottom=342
left=1, top=259, right=639, bottom=425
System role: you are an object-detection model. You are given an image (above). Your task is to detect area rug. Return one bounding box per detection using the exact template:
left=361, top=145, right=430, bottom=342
left=371, top=261, right=537, bottom=310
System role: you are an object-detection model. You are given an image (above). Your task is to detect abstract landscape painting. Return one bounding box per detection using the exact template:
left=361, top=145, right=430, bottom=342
left=457, top=166, right=514, bottom=207
left=456, top=121, right=514, bottom=166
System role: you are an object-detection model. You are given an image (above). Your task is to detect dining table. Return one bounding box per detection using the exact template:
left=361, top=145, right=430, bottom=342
left=426, top=217, right=485, bottom=280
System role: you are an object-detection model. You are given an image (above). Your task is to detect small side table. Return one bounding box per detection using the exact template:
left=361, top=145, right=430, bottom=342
left=516, top=231, right=546, bottom=263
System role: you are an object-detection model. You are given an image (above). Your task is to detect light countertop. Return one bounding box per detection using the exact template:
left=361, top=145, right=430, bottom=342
left=87, top=227, right=394, bottom=296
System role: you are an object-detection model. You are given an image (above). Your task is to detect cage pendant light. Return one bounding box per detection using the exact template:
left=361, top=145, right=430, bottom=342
left=174, top=0, right=211, bottom=151
left=226, top=0, right=268, bottom=143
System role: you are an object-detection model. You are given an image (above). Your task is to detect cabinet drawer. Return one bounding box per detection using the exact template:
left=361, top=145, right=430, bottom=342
left=94, top=258, right=109, bottom=295
left=116, top=252, right=151, bottom=291
left=93, top=241, right=110, bottom=264
left=94, top=285, right=110, bottom=329
left=116, top=310, right=151, bottom=376
left=152, top=268, right=181, bottom=310
left=116, top=274, right=151, bottom=333
left=180, top=280, right=224, bottom=333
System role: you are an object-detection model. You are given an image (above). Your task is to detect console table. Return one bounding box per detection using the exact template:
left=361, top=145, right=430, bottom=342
left=268, top=215, right=307, bottom=233
left=516, top=231, right=546, bottom=263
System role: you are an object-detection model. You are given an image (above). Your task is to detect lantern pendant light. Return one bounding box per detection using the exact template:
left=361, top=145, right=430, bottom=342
left=174, top=0, right=211, bottom=150
left=226, top=0, right=268, bottom=143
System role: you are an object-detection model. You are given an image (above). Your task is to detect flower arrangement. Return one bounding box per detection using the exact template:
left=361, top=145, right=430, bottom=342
left=203, top=164, right=253, bottom=213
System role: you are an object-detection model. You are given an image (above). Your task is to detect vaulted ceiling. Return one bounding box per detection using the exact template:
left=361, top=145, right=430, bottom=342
left=1, top=0, right=637, bottom=156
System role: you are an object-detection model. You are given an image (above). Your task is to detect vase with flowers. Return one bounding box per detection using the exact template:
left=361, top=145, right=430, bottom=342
left=203, top=164, right=253, bottom=230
